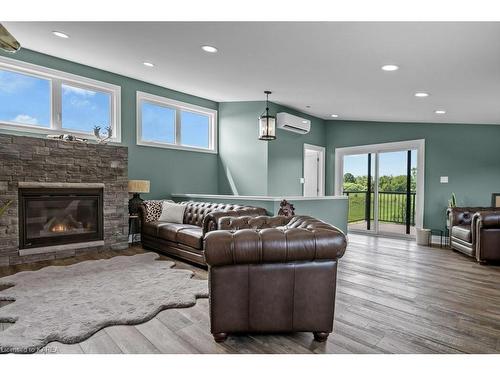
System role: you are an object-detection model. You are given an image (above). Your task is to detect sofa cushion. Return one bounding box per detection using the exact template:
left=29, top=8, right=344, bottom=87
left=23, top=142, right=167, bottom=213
left=157, top=223, right=203, bottom=249
left=452, top=225, right=472, bottom=243
left=176, top=227, right=204, bottom=249
left=142, top=221, right=171, bottom=237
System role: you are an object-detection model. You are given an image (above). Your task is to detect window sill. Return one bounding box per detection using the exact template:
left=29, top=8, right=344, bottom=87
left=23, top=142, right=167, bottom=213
left=137, top=139, right=217, bottom=154
left=0, top=122, right=122, bottom=144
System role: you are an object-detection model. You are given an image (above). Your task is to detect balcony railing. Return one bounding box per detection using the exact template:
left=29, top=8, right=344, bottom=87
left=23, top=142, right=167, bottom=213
left=343, top=190, right=416, bottom=225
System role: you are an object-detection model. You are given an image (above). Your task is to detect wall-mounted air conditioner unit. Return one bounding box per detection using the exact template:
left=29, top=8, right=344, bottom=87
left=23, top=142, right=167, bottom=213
left=276, top=112, right=311, bottom=135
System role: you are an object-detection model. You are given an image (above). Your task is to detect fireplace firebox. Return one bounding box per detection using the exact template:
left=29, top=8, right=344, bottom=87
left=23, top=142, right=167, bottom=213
left=19, top=188, right=104, bottom=249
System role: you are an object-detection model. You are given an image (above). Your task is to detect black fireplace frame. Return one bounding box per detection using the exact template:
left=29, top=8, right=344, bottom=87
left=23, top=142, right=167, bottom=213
left=18, top=188, right=104, bottom=249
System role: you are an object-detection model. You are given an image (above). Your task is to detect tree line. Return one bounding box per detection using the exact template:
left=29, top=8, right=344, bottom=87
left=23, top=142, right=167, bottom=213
left=343, top=168, right=417, bottom=192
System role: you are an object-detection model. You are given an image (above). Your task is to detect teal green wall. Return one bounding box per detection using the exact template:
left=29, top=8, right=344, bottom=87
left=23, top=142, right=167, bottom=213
left=218, top=101, right=326, bottom=196
left=0, top=49, right=219, bottom=199
left=218, top=102, right=268, bottom=195
left=267, top=103, right=326, bottom=196
left=326, top=120, right=500, bottom=230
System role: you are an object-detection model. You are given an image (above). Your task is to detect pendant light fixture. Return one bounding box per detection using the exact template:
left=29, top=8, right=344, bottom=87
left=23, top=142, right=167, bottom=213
left=258, top=91, right=276, bottom=141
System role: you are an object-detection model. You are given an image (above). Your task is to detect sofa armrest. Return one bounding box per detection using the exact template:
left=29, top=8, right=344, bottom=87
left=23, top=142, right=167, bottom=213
left=446, top=207, right=454, bottom=226
left=473, top=211, right=500, bottom=229
left=202, top=207, right=267, bottom=235
left=204, top=215, right=347, bottom=267
left=448, top=207, right=500, bottom=227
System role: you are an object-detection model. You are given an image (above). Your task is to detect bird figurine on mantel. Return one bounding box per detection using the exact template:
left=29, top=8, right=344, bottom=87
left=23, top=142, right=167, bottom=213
left=93, top=125, right=113, bottom=144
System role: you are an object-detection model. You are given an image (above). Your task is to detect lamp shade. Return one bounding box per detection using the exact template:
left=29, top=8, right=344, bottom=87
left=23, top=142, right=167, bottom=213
left=128, top=180, right=150, bottom=193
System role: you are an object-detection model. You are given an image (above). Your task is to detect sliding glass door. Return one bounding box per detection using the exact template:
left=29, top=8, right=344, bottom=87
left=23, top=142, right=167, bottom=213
left=336, top=140, right=424, bottom=238
left=377, top=150, right=417, bottom=236
left=342, top=153, right=375, bottom=233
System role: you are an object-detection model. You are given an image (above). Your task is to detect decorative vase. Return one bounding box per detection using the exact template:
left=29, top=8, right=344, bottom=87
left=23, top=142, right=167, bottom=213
left=128, top=193, right=144, bottom=216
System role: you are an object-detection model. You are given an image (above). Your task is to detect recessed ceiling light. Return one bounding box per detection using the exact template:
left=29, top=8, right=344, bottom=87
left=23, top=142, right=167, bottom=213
left=415, top=92, right=429, bottom=97
left=330, top=114, right=339, bottom=118
left=52, top=31, right=69, bottom=39
left=435, top=110, right=446, bottom=114
left=201, top=45, right=218, bottom=53
left=306, top=105, right=311, bottom=108
left=143, top=62, right=154, bottom=67
left=381, top=64, right=399, bottom=71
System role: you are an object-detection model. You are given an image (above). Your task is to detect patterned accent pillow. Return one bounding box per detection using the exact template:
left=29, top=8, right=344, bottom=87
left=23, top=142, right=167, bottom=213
left=143, top=200, right=170, bottom=222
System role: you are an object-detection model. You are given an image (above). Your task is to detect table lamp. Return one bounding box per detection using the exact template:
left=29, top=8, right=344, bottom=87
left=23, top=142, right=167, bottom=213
left=128, top=180, right=150, bottom=215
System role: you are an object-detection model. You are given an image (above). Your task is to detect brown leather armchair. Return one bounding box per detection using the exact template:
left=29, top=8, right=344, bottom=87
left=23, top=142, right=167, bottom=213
left=447, top=207, right=500, bottom=263
left=204, top=215, right=347, bottom=342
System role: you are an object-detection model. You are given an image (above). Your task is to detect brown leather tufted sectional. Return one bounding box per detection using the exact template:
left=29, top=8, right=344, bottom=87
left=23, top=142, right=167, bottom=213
left=139, top=201, right=267, bottom=265
left=139, top=201, right=348, bottom=342
left=447, top=206, right=500, bottom=263
left=204, top=215, right=347, bottom=342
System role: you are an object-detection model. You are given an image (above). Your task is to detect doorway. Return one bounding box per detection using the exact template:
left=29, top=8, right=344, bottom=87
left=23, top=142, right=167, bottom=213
left=303, top=144, right=325, bottom=197
left=334, top=140, right=425, bottom=238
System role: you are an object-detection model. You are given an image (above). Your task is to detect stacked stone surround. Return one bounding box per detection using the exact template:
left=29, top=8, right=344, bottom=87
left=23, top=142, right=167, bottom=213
left=0, top=134, right=129, bottom=266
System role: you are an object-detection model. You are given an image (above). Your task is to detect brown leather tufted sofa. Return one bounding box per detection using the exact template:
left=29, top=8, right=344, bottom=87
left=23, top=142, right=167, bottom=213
left=447, top=207, right=500, bottom=263
left=204, top=215, right=347, bottom=342
left=139, top=201, right=267, bottom=265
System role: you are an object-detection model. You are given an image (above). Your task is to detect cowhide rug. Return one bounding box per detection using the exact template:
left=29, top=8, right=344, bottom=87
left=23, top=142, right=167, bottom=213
left=0, top=253, right=208, bottom=353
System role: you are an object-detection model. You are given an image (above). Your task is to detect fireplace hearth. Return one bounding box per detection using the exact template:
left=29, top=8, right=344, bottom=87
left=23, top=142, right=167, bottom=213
left=19, top=188, right=104, bottom=249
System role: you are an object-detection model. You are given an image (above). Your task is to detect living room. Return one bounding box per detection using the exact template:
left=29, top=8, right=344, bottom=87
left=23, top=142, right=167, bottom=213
left=1, top=1, right=499, bottom=373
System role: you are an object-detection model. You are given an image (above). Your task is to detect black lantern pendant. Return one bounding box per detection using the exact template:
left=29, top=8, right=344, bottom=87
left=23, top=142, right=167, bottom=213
left=258, top=91, right=276, bottom=141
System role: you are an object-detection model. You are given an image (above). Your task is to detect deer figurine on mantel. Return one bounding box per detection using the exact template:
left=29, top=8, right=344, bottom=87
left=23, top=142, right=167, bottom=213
left=93, top=125, right=113, bottom=144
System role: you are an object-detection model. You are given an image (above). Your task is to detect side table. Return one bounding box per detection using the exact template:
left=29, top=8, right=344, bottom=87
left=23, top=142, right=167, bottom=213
left=128, top=215, right=141, bottom=245
left=429, top=229, right=448, bottom=248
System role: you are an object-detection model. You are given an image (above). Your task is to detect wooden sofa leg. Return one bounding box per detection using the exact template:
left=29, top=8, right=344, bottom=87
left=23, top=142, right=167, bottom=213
left=313, top=332, right=329, bottom=342
left=213, top=333, right=228, bottom=343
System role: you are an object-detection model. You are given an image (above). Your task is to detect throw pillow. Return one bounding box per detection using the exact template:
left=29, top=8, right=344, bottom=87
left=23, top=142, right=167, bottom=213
left=143, top=200, right=167, bottom=222
left=158, top=201, right=186, bottom=224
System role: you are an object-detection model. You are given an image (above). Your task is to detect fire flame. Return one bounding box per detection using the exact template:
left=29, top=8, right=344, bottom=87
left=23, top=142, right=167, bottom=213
left=50, top=223, right=68, bottom=233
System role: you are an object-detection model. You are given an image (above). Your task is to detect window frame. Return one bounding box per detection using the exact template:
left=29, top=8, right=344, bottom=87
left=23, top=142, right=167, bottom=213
left=136, top=91, right=217, bottom=154
left=0, top=56, right=121, bottom=142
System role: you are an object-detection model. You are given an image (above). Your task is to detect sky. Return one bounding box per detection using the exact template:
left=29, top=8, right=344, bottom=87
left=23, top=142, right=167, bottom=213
left=0, top=69, right=51, bottom=127
left=344, top=149, right=417, bottom=177
left=0, top=69, right=110, bottom=132
left=141, top=101, right=209, bottom=148
left=0, top=68, right=210, bottom=148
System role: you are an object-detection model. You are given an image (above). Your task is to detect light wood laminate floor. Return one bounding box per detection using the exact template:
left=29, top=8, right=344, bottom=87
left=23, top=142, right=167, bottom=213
left=1, top=234, right=499, bottom=354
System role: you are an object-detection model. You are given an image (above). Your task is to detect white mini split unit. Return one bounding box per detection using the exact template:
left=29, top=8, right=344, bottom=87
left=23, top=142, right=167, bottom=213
left=276, top=112, right=311, bottom=134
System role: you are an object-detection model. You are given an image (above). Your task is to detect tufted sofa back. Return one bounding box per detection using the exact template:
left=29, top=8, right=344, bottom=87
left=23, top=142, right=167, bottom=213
left=179, top=201, right=263, bottom=227
left=217, top=214, right=344, bottom=233
left=448, top=207, right=500, bottom=227
left=218, top=215, right=292, bottom=230
left=140, top=200, right=267, bottom=235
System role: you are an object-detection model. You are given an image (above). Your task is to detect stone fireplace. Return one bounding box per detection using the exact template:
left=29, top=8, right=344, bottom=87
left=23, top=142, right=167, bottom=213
left=18, top=186, right=104, bottom=251
left=0, top=134, right=128, bottom=266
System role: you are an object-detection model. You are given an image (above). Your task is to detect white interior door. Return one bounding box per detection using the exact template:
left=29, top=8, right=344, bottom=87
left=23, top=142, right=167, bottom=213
left=303, top=144, right=325, bottom=197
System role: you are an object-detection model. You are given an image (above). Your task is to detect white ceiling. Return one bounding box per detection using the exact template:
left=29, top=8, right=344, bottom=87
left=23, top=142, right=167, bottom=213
left=4, top=22, right=500, bottom=124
